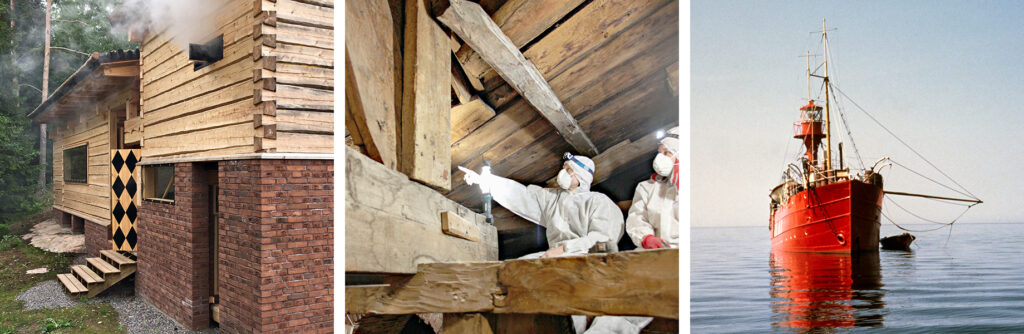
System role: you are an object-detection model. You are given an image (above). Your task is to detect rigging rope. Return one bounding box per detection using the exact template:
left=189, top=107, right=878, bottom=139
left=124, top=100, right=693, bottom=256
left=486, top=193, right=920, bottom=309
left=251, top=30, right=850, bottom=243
left=830, top=85, right=981, bottom=201
left=886, top=159, right=976, bottom=200
left=829, top=85, right=866, bottom=171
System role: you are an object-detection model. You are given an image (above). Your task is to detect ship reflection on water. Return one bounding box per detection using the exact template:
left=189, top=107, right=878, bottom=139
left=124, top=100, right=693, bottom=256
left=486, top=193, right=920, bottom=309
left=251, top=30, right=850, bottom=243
left=769, top=251, right=888, bottom=331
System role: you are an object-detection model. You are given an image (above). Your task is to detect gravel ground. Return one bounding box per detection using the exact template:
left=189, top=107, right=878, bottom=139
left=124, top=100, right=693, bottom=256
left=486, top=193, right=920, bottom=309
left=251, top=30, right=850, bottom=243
left=16, top=267, right=218, bottom=334
left=17, top=280, right=77, bottom=310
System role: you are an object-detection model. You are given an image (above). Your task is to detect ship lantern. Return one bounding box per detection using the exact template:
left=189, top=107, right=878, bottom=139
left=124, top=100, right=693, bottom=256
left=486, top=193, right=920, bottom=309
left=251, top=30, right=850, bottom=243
left=794, top=100, right=824, bottom=166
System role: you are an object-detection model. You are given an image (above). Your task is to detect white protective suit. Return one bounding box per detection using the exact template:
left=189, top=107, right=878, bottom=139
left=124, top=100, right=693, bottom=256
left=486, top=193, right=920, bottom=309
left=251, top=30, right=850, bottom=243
left=625, top=178, right=679, bottom=248
left=486, top=159, right=623, bottom=258
left=626, top=126, right=680, bottom=249
left=583, top=128, right=679, bottom=334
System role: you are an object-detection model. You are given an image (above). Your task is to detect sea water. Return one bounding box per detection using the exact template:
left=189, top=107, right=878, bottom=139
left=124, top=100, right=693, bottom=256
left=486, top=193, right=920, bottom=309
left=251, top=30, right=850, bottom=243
left=691, top=223, right=1024, bottom=333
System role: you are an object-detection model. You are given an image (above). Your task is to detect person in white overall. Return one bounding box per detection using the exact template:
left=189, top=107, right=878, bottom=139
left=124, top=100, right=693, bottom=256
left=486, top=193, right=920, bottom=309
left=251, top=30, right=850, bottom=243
left=462, top=153, right=627, bottom=333
left=462, top=152, right=623, bottom=259
left=627, top=126, right=680, bottom=249
left=582, top=128, right=681, bottom=334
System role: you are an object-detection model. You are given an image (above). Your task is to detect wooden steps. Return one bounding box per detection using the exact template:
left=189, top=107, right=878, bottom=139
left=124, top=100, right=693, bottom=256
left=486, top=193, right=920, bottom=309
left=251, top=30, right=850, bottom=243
left=71, top=265, right=103, bottom=285
left=100, top=250, right=136, bottom=269
left=86, top=257, right=119, bottom=277
left=57, top=250, right=138, bottom=297
left=57, top=273, right=87, bottom=294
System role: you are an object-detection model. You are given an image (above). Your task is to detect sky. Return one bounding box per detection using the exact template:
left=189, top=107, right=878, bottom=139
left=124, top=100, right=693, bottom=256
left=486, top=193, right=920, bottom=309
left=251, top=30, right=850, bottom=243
left=691, top=0, right=1024, bottom=226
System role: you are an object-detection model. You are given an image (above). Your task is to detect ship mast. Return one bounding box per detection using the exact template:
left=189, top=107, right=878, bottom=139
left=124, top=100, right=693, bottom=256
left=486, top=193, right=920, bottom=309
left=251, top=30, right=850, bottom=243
left=821, top=19, right=833, bottom=172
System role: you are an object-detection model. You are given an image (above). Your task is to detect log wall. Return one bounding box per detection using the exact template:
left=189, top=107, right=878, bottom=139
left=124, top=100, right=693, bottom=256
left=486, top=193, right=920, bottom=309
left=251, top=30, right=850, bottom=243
left=139, top=0, right=333, bottom=160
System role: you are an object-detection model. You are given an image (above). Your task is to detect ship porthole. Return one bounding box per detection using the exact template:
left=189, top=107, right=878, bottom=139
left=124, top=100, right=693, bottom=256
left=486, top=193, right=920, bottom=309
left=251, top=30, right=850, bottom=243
left=836, top=234, right=846, bottom=245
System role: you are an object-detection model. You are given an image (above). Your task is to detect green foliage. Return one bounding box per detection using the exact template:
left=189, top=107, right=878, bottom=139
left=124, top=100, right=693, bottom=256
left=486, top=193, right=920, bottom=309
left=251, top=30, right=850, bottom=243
left=0, top=235, right=18, bottom=251
left=0, top=233, right=121, bottom=333
left=42, top=318, right=75, bottom=333
left=48, top=0, right=134, bottom=89
left=0, top=114, right=44, bottom=226
left=0, top=0, right=134, bottom=226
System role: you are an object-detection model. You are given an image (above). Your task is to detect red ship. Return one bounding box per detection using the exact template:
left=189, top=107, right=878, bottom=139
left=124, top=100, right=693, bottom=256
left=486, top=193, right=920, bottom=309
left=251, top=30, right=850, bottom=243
left=769, top=21, right=983, bottom=253
left=768, top=22, right=884, bottom=253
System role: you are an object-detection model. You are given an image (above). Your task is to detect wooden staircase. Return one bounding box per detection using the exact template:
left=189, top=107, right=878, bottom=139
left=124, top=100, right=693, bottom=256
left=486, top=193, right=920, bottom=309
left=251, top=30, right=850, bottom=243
left=57, top=250, right=137, bottom=297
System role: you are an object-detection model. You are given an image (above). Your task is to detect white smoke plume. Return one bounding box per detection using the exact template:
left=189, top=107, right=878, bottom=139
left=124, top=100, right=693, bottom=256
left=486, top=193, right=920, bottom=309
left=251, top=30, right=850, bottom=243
left=110, top=0, right=228, bottom=52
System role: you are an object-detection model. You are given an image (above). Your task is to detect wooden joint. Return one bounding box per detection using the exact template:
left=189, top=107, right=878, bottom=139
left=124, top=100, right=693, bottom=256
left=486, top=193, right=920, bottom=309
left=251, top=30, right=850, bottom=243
left=259, top=78, right=277, bottom=92
left=254, top=136, right=263, bottom=151
left=261, top=34, right=277, bottom=48
left=262, top=124, right=277, bottom=139
left=261, top=56, right=277, bottom=72
left=253, top=113, right=263, bottom=128
left=261, top=101, right=277, bottom=116
left=252, top=0, right=263, bottom=16
left=259, top=10, right=278, bottom=27
left=253, top=43, right=264, bottom=61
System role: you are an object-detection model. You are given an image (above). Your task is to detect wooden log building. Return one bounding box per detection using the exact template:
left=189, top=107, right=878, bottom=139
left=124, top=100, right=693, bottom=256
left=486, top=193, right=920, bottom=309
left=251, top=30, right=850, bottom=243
left=28, top=0, right=334, bottom=332
left=346, top=0, right=679, bottom=332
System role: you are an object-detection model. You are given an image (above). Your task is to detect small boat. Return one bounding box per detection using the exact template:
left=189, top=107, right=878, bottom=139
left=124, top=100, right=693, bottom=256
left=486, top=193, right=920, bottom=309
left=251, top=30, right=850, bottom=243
left=768, top=21, right=884, bottom=253
left=880, top=233, right=915, bottom=251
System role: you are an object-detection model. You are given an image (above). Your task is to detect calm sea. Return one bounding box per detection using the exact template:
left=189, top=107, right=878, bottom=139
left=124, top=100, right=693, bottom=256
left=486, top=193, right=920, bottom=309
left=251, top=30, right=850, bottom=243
left=691, top=223, right=1024, bottom=333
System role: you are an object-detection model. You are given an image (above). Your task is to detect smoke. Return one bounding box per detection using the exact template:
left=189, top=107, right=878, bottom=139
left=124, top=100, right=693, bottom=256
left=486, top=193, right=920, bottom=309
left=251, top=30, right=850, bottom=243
left=111, top=0, right=228, bottom=51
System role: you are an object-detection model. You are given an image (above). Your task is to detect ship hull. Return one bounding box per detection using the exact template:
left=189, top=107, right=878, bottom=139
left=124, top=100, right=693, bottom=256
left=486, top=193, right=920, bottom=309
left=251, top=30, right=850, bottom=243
left=770, top=180, right=882, bottom=253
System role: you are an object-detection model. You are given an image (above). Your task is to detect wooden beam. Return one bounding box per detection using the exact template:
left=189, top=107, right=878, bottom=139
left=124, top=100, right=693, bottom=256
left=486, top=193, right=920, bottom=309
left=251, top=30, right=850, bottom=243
left=438, top=0, right=599, bottom=156
left=450, top=98, right=496, bottom=144
left=666, top=61, right=679, bottom=97
left=441, top=211, right=481, bottom=241
left=454, top=0, right=586, bottom=81
left=345, top=147, right=498, bottom=274
left=102, top=63, right=140, bottom=77
left=399, top=0, right=452, bottom=191
left=346, top=0, right=399, bottom=169
left=443, top=313, right=494, bottom=334
left=346, top=249, right=678, bottom=318
left=451, top=62, right=473, bottom=105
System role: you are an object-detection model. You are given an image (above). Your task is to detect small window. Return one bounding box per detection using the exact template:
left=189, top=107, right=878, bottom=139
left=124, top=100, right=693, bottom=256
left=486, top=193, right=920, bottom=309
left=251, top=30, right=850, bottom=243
left=143, top=164, right=175, bottom=202
left=63, top=145, right=88, bottom=183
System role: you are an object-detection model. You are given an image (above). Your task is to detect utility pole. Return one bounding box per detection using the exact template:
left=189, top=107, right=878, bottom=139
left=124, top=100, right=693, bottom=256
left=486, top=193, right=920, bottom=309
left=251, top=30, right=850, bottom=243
left=39, top=0, right=50, bottom=194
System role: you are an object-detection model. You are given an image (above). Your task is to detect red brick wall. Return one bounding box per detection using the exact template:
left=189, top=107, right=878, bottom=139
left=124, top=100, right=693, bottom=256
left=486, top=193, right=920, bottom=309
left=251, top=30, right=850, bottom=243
left=83, top=220, right=110, bottom=257
left=218, top=159, right=333, bottom=334
left=54, top=209, right=70, bottom=227
left=71, top=215, right=84, bottom=234
left=136, top=162, right=213, bottom=330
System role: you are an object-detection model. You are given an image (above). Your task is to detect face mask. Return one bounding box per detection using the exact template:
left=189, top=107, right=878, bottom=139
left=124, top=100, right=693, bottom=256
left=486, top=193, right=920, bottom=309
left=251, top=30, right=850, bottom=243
left=653, top=153, right=675, bottom=176
left=556, top=169, right=574, bottom=190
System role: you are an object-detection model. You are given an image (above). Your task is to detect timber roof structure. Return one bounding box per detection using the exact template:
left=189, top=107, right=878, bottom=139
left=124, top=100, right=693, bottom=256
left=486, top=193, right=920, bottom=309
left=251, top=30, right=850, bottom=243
left=442, top=0, right=679, bottom=217
left=28, top=49, right=140, bottom=123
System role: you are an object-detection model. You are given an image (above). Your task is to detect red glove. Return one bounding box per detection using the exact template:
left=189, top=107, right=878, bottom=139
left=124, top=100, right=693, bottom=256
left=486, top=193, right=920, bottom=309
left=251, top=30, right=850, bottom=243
left=642, top=235, right=666, bottom=249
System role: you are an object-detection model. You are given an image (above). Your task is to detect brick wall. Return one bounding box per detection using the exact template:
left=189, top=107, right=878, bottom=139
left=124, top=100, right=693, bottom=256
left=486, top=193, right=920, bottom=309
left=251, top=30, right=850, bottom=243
left=54, top=209, right=70, bottom=227
left=218, top=159, right=333, bottom=334
left=136, top=162, right=213, bottom=330
left=71, top=215, right=84, bottom=234
left=83, top=220, right=110, bottom=257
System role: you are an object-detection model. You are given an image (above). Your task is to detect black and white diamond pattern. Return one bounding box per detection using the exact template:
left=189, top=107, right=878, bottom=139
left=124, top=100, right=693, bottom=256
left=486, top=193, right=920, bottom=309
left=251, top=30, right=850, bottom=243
left=111, top=149, right=140, bottom=252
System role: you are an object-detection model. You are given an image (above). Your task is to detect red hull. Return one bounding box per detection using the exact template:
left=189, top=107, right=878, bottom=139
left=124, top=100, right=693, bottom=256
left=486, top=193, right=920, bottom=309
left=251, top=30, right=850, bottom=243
left=770, top=180, right=882, bottom=252
left=769, top=251, right=883, bottom=329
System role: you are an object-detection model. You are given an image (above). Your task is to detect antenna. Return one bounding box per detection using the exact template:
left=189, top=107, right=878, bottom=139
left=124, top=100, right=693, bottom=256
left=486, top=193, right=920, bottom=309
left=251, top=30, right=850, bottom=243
left=798, top=52, right=820, bottom=100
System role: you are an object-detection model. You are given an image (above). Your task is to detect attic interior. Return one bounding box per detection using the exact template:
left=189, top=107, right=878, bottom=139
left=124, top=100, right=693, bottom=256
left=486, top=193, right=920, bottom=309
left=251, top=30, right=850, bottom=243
left=347, top=0, right=679, bottom=257
left=345, top=0, right=679, bottom=331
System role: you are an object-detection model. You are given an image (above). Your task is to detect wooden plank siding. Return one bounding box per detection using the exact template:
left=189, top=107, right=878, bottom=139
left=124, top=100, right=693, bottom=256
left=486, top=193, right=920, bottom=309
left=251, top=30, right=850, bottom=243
left=138, top=0, right=333, bottom=159
left=253, top=0, right=335, bottom=153
left=139, top=0, right=256, bottom=159
left=52, top=106, right=112, bottom=225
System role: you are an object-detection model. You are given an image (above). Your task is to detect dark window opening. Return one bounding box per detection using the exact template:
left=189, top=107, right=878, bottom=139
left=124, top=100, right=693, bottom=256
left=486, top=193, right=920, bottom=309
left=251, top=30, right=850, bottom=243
left=63, top=145, right=88, bottom=184
left=189, top=35, right=223, bottom=71
left=143, top=164, right=175, bottom=202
